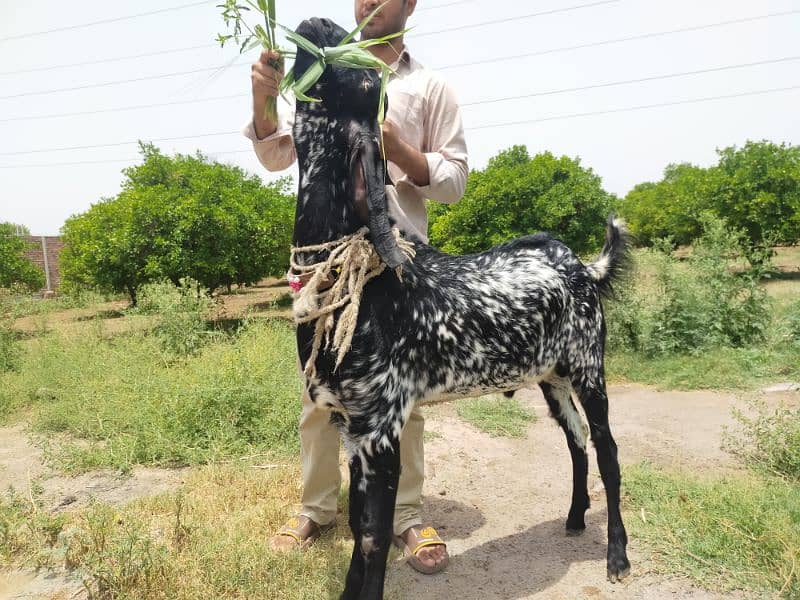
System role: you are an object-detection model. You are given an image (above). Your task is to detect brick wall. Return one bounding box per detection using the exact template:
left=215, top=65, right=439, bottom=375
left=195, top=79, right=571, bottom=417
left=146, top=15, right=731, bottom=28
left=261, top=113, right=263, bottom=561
left=22, top=236, right=65, bottom=291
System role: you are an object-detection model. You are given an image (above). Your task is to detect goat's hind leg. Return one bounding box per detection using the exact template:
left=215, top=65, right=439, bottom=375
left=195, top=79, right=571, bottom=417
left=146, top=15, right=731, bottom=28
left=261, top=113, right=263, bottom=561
left=539, top=378, right=590, bottom=534
left=340, top=435, right=401, bottom=600
left=571, top=370, right=630, bottom=582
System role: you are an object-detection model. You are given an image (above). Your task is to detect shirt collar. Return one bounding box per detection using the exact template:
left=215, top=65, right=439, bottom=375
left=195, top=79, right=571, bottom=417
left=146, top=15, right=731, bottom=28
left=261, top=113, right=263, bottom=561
left=388, top=45, right=413, bottom=74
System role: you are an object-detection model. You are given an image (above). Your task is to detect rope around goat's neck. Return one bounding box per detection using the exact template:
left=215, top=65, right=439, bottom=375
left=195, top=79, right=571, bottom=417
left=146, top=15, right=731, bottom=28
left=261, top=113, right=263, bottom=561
left=290, top=227, right=416, bottom=378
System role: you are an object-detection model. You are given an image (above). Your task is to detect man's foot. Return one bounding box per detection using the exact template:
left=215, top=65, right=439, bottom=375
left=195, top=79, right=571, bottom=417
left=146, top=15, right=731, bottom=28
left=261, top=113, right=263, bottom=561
left=269, top=515, right=333, bottom=552
left=394, top=525, right=449, bottom=574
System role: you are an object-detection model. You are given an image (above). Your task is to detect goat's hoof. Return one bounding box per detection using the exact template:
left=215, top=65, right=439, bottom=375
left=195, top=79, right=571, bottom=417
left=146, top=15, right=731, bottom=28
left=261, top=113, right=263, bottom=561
left=606, top=557, right=631, bottom=583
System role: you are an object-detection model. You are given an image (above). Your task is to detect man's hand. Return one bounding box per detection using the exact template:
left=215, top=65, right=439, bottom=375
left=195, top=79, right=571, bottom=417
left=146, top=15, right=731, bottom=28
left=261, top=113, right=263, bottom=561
left=251, top=49, right=284, bottom=139
left=381, top=120, right=430, bottom=186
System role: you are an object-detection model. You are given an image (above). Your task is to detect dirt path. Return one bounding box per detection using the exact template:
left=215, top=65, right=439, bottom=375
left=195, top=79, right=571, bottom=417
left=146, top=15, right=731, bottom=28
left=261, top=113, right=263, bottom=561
left=2, top=383, right=796, bottom=599
left=384, top=384, right=793, bottom=600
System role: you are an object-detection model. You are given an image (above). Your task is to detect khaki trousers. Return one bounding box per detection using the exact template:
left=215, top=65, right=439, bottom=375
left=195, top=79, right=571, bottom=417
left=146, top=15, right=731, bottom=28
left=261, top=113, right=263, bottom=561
left=298, top=389, right=424, bottom=536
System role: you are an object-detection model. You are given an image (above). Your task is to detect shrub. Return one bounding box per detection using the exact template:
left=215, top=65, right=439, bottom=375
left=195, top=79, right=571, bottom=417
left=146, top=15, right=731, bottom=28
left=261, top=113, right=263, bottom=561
left=0, top=321, right=18, bottom=373
left=130, top=279, right=217, bottom=357
left=727, top=400, right=800, bottom=481
left=605, top=214, right=770, bottom=355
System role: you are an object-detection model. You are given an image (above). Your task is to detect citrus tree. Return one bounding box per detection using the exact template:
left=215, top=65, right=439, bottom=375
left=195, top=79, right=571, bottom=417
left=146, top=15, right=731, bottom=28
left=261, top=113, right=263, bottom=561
left=429, top=146, right=616, bottom=255
left=61, top=144, right=295, bottom=303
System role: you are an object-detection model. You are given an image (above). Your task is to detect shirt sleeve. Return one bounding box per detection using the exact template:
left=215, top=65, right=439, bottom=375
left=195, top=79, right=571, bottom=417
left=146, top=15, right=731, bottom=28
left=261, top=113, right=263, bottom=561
left=397, top=76, right=469, bottom=205
left=242, top=94, right=297, bottom=172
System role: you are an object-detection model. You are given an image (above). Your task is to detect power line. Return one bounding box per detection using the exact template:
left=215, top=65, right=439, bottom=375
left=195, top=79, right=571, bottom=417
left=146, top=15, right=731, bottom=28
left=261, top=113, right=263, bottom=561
left=4, top=54, right=798, bottom=123
left=0, top=94, right=248, bottom=123
left=0, top=0, right=475, bottom=74
left=0, top=131, right=242, bottom=156
left=2, top=7, right=796, bottom=101
left=0, top=62, right=248, bottom=100
left=0, top=0, right=214, bottom=43
left=437, top=8, right=800, bottom=70
left=0, top=0, right=621, bottom=97
left=0, top=44, right=216, bottom=77
left=413, top=0, right=621, bottom=38
left=459, top=56, right=800, bottom=107
left=467, top=84, right=800, bottom=131
left=2, top=84, right=798, bottom=168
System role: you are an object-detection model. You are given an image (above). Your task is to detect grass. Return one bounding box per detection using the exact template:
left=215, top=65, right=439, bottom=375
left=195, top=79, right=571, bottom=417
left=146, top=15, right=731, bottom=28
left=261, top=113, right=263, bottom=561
left=0, top=318, right=302, bottom=473
left=456, top=395, right=535, bottom=437
left=624, top=463, right=799, bottom=597
left=607, top=343, right=800, bottom=390
left=1, top=464, right=356, bottom=599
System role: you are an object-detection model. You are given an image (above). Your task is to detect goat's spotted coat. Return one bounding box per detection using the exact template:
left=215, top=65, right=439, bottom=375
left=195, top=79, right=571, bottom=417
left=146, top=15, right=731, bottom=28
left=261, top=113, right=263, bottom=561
left=289, top=18, right=631, bottom=600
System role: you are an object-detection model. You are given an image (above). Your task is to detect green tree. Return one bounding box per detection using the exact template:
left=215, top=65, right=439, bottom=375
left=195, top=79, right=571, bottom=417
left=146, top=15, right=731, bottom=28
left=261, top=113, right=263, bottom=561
left=712, top=140, right=800, bottom=250
left=429, top=146, right=616, bottom=255
left=621, top=140, right=800, bottom=256
left=621, top=163, right=718, bottom=247
left=0, top=222, right=45, bottom=291
left=61, top=144, right=295, bottom=303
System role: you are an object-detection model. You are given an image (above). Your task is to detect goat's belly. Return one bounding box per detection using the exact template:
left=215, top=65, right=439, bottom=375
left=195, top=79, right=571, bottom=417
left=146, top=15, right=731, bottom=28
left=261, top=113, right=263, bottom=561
left=417, top=361, right=557, bottom=406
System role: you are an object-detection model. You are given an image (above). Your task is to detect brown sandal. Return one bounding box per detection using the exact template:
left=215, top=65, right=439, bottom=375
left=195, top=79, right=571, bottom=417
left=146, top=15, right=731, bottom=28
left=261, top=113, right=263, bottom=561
left=393, top=525, right=449, bottom=574
left=269, top=515, right=334, bottom=552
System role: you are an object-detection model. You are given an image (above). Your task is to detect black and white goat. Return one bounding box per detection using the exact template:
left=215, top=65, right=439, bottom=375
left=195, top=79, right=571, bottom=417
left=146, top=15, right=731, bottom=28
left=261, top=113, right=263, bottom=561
left=289, top=18, right=631, bottom=600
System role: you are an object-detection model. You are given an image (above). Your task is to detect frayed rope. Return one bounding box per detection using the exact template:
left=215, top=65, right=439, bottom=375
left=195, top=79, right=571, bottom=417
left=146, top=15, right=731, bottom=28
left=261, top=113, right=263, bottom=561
left=290, top=227, right=415, bottom=377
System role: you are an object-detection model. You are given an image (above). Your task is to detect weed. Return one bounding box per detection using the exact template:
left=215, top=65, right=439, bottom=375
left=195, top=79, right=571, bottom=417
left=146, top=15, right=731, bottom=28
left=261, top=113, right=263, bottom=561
left=0, top=319, right=302, bottom=471
left=726, top=399, right=800, bottom=481
left=129, top=278, right=219, bottom=357
left=606, top=214, right=771, bottom=357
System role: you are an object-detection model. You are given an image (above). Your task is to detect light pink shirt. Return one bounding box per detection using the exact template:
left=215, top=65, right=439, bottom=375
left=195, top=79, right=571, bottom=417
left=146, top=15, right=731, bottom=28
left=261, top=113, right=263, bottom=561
left=243, top=47, right=469, bottom=242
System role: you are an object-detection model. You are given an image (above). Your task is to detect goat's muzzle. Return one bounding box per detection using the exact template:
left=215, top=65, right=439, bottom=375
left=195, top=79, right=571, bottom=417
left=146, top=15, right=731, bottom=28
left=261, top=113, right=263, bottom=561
left=348, top=130, right=407, bottom=270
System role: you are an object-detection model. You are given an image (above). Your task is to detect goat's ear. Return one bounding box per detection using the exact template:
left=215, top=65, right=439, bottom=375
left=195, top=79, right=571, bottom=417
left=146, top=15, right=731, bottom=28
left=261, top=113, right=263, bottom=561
left=360, top=140, right=407, bottom=269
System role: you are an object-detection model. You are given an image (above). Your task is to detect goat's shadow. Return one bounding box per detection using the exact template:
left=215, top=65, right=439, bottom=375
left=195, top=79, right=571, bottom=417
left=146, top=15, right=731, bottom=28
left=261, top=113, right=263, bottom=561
left=387, top=495, right=609, bottom=600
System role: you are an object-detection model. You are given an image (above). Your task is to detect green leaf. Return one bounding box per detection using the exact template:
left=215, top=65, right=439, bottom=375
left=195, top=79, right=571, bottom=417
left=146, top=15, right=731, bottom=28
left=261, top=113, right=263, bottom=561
left=254, top=24, right=272, bottom=49
left=242, top=37, right=262, bottom=53
left=279, top=25, right=323, bottom=59
left=291, top=59, right=325, bottom=102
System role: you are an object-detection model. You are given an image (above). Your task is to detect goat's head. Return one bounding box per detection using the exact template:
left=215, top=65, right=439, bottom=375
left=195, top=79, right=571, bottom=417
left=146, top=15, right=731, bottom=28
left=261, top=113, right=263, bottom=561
left=291, top=17, right=407, bottom=269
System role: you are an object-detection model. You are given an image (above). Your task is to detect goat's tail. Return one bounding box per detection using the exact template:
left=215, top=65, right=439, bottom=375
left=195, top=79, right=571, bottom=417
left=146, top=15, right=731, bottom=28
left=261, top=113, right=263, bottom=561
left=586, top=215, right=630, bottom=299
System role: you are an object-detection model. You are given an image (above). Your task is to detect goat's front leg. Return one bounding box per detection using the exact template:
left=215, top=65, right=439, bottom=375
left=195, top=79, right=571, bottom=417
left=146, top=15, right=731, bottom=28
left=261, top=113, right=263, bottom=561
left=341, top=437, right=401, bottom=600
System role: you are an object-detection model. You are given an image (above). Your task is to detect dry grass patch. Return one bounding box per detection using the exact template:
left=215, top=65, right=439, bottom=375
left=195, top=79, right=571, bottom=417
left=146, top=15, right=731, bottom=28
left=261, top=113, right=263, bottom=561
left=3, top=464, right=357, bottom=599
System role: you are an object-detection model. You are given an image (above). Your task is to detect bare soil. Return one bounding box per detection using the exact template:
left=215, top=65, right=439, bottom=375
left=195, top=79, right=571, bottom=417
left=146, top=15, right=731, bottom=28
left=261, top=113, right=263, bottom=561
left=3, top=383, right=797, bottom=599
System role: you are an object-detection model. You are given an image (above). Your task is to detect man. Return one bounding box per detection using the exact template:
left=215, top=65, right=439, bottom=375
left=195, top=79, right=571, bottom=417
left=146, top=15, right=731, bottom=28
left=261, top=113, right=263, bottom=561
left=244, top=0, right=468, bottom=574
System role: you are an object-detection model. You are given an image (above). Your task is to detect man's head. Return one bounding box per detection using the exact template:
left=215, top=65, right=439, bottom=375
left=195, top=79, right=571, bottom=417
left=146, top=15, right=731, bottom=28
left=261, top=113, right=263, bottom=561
left=354, top=0, right=416, bottom=40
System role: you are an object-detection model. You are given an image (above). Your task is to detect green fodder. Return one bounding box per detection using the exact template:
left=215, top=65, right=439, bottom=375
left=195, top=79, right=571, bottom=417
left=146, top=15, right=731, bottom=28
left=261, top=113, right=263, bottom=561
left=456, top=395, right=535, bottom=438
left=606, top=215, right=771, bottom=357
left=625, top=463, right=800, bottom=597
left=0, top=319, right=301, bottom=471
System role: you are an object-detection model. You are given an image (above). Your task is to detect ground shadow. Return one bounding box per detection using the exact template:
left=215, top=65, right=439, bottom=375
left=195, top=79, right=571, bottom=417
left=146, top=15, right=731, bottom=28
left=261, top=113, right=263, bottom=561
left=420, top=494, right=487, bottom=540
left=387, top=509, right=610, bottom=600
left=76, top=309, right=125, bottom=321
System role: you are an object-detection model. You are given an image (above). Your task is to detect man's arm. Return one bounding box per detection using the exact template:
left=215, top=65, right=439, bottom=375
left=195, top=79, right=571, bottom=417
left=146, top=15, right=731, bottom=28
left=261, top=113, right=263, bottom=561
left=243, top=49, right=297, bottom=172
left=389, top=76, right=468, bottom=204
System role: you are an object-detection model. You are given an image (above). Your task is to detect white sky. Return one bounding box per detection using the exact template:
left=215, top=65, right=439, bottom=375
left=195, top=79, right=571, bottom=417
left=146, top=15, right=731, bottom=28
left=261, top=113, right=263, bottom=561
left=1, top=0, right=799, bottom=235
